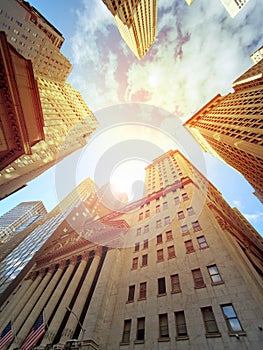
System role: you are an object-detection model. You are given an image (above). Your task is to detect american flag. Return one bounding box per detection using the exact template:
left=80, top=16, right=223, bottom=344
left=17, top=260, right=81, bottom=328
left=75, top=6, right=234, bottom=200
left=21, top=312, right=45, bottom=350
left=0, top=321, right=12, bottom=349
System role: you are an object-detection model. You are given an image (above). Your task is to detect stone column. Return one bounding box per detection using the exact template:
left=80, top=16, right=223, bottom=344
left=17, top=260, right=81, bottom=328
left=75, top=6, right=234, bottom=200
left=0, top=271, right=35, bottom=326
left=60, top=251, right=101, bottom=343
left=14, top=268, right=53, bottom=347
left=41, top=256, right=87, bottom=346
left=13, top=264, right=64, bottom=345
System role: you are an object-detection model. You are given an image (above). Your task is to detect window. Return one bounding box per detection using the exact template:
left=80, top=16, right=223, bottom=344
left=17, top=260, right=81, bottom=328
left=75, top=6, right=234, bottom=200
left=175, top=311, right=188, bottom=338
left=142, top=254, right=148, bottom=267
left=201, top=307, right=220, bottom=336
left=143, top=239, right=148, bottom=249
left=207, top=265, right=223, bottom=284
left=197, top=235, right=208, bottom=249
left=192, top=268, right=206, bottom=288
left=187, top=207, right=195, bottom=216
left=127, top=285, right=135, bottom=302
left=174, top=196, right=180, bottom=204
left=182, top=193, right=189, bottom=201
left=221, top=304, right=243, bottom=333
left=167, top=245, right=176, bottom=259
left=156, top=219, right=162, bottom=228
left=139, top=282, right=147, bottom=299
left=156, top=234, right=162, bottom=244
left=136, top=317, right=145, bottom=341
left=132, top=257, right=138, bottom=270
left=163, top=201, right=168, bottom=210
left=138, top=212, right=143, bottom=221
left=164, top=216, right=170, bottom=225
left=185, top=240, right=195, bottom=253
left=134, top=242, right=140, bottom=252
left=145, top=210, right=150, bottom=218
left=181, top=224, right=189, bottom=235
left=122, top=319, right=131, bottom=343
left=144, top=225, right=149, bottom=233
left=137, top=227, right=141, bottom=235
left=171, top=274, right=181, bottom=293
left=158, top=277, right=166, bottom=295
left=178, top=211, right=185, bottom=219
left=157, top=249, right=164, bottom=262
left=166, top=230, right=173, bottom=241
left=159, top=314, right=169, bottom=339
left=156, top=205, right=160, bottom=213
left=192, top=220, right=201, bottom=232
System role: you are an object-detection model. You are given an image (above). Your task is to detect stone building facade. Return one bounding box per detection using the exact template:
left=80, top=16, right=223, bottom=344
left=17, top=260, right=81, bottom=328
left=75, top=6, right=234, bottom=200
left=0, top=150, right=262, bottom=349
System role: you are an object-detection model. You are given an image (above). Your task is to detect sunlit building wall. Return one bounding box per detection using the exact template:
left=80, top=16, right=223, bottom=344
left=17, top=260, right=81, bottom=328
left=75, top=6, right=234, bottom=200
left=220, top=0, right=251, bottom=17
left=1, top=151, right=262, bottom=349
left=185, top=59, right=263, bottom=203
left=102, top=0, right=158, bottom=59
left=0, top=0, right=72, bottom=82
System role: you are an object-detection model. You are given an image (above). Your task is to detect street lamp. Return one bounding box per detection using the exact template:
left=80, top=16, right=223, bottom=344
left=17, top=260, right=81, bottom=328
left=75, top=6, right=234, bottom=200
left=66, top=306, right=86, bottom=341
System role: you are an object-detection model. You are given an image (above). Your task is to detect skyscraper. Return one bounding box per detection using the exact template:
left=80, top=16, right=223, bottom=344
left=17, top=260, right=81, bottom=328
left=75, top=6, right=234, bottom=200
left=0, top=201, right=46, bottom=246
left=0, top=177, right=101, bottom=302
left=185, top=58, right=263, bottom=203
left=220, top=0, right=251, bottom=17
left=0, top=0, right=99, bottom=199
left=102, top=0, right=158, bottom=59
left=250, top=45, right=263, bottom=65
left=1, top=150, right=262, bottom=349
left=0, top=0, right=72, bottom=82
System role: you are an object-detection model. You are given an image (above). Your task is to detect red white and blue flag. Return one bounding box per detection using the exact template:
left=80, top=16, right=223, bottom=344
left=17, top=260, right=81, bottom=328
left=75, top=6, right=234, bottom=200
left=0, top=321, right=12, bottom=349
left=21, top=312, right=45, bottom=350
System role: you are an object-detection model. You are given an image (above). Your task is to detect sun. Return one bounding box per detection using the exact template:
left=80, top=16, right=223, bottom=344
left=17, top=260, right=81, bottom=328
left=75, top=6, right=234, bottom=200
left=110, top=159, right=148, bottom=201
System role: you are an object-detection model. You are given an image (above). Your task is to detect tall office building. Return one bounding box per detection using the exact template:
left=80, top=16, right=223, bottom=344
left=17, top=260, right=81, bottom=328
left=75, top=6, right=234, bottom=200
left=0, top=150, right=262, bottom=349
left=0, top=201, right=46, bottom=246
left=0, top=177, right=102, bottom=302
left=102, top=0, right=158, bottom=59
left=251, top=45, right=263, bottom=65
left=220, top=0, right=251, bottom=17
left=0, top=0, right=72, bottom=82
left=0, top=0, right=99, bottom=199
left=185, top=58, right=263, bottom=203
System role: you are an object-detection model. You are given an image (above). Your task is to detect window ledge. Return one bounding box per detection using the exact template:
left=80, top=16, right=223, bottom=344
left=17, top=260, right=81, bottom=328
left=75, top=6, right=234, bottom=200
left=229, top=332, right=246, bottom=337
left=211, top=281, right=224, bottom=286
left=205, top=333, right=222, bottom=338
left=126, top=300, right=134, bottom=304
left=120, top=342, right=130, bottom=346
left=134, top=340, right=145, bottom=344
left=137, top=297, right=146, bottom=301
left=157, top=293, right=167, bottom=297
left=171, top=290, right=181, bottom=294
left=158, top=337, right=170, bottom=342
left=194, top=285, right=206, bottom=289
left=175, top=336, right=189, bottom=341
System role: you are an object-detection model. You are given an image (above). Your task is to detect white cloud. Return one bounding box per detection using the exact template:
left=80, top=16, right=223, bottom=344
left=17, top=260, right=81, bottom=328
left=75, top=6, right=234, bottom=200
left=244, top=212, right=263, bottom=222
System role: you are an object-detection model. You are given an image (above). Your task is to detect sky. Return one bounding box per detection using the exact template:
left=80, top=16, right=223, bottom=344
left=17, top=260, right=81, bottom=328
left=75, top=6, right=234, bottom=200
left=0, top=0, right=262, bottom=235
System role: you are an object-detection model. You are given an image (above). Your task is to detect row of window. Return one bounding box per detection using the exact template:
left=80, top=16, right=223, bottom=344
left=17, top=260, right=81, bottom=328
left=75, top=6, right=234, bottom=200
left=136, top=220, right=202, bottom=237
left=138, top=204, right=194, bottom=221
left=128, top=265, right=223, bottom=300
left=121, top=303, right=244, bottom=344
left=132, top=235, right=209, bottom=266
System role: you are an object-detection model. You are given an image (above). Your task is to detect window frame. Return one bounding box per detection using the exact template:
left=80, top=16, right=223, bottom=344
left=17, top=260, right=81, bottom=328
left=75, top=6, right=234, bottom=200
left=192, top=268, right=206, bottom=289
left=221, top=304, right=244, bottom=334
left=171, top=274, right=181, bottom=294
left=158, top=277, right=166, bottom=295
left=207, top=264, right=224, bottom=285
left=121, top=319, right=132, bottom=344
left=175, top=311, right=188, bottom=339
left=201, top=306, right=221, bottom=337
left=159, top=313, right=170, bottom=340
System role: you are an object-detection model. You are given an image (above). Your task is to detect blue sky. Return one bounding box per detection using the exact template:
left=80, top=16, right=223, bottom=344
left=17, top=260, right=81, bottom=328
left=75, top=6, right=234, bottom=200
left=0, top=0, right=262, bottom=235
